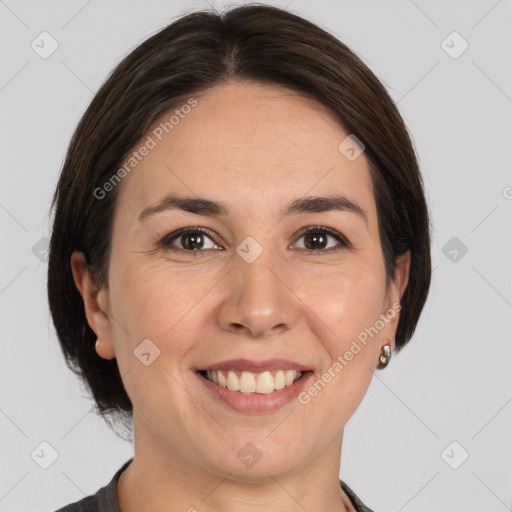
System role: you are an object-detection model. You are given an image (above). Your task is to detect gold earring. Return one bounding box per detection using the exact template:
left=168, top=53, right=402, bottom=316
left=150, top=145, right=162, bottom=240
left=377, top=342, right=392, bottom=369
left=94, top=338, right=115, bottom=360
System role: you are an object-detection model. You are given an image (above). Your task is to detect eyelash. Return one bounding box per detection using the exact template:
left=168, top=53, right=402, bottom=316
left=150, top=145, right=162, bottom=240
left=158, top=225, right=351, bottom=255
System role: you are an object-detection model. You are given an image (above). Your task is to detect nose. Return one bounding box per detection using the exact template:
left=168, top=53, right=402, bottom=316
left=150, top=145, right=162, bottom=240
left=216, top=245, right=300, bottom=339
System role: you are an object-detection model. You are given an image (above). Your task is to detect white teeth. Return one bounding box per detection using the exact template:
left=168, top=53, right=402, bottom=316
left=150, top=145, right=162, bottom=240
left=239, top=371, right=256, bottom=393
left=204, top=369, right=303, bottom=394
left=273, top=370, right=285, bottom=390
left=227, top=371, right=240, bottom=391
left=284, top=369, right=296, bottom=386
left=217, top=370, right=227, bottom=388
left=256, top=371, right=274, bottom=394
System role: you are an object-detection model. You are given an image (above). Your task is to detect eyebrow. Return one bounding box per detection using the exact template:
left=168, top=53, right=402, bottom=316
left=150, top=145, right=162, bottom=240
left=138, top=194, right=369, bottom=227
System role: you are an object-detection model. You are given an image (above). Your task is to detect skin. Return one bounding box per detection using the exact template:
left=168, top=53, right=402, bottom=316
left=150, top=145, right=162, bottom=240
left=71, top=81, right=410, bottom=512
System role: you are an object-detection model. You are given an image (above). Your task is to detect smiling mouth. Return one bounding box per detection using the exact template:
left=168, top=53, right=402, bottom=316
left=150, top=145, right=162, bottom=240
left=198, top=369, right=308, bottom=394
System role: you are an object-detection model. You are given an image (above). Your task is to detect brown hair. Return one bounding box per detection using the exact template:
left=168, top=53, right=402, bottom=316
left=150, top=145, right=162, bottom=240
left=48, top=4, right=431, bottom=435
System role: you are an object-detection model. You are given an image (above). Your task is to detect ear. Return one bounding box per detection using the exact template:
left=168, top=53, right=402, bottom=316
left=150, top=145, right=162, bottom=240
left=380, top=250, right=411, bottom=351
left=70, top=252, right=115, bottom=360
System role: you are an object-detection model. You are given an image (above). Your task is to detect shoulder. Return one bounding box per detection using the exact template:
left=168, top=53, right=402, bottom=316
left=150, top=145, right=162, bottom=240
left=54, top=493, right=100, bottom=511
left=53, top=458, right=133, bottom=512
left=340, top=480, right=376, bottom=512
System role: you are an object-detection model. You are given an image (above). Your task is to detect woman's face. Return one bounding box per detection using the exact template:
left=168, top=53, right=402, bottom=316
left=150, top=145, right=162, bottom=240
left=74, top=81, right=409, bottom=479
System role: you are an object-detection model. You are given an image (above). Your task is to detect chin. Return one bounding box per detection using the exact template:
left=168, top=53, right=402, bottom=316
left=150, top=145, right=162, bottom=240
left=202, top=443, right=304, bottom=482
left=212, top=460, right=299, bottom=483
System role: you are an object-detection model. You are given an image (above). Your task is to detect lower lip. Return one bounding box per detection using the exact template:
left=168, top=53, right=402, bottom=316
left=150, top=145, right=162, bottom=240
left=196, top=371, right=313, bottom=413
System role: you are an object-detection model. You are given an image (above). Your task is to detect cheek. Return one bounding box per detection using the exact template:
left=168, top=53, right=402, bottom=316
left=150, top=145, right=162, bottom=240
left=295, top=260, right=386, bottom=346
left=111, top=259, right=221, bottom=344
left=110, top=242, right=386, bottom=356
left=108, top=262, right=209, bottom=419
left=297, top=272, right=383, bottom=426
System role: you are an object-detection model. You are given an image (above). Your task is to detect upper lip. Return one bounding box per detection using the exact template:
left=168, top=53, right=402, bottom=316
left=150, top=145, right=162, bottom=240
left=199, top=358, right=312, bottom=373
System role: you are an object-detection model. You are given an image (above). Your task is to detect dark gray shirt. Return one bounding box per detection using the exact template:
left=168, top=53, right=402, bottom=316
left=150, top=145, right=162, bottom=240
left=54, top=458, right=375, bottom=512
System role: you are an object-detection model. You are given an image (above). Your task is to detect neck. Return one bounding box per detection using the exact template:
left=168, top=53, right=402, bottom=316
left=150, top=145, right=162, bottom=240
left=117, top=414, right=355, bottom=512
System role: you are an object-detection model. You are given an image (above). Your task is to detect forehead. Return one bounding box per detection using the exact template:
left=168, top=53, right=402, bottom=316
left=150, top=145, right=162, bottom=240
left=114, top=81, right=375, bottom=223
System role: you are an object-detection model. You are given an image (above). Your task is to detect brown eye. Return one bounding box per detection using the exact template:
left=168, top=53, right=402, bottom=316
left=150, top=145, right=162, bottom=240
left=161, top=227, right=220, bottom=252
left=179, top=232, right=206, bottom=250
left=303, top=231, right=329, bottom=250
left=159, top=225, right=350, bottom=255
left=294, top=226, right=350, bottom=253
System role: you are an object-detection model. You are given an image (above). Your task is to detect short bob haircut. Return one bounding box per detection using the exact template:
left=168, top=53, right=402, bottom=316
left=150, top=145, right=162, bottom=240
left=48, top=4, right=431, bottom=437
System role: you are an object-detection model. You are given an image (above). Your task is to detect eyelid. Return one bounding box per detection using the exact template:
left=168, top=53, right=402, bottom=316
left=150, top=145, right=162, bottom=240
left=292, top=225, right=351, bottom=250
left=159, top=226, right=221, bottom=249
left=159, top=225, right=351, bottom=252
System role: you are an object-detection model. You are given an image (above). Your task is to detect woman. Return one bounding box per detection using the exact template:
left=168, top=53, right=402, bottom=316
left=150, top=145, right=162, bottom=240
left=49, top=4, right=431, bottom=511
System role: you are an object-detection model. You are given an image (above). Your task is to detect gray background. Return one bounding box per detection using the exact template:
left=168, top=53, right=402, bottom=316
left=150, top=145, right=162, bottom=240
left=1, top=0, right=511, bottom=511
